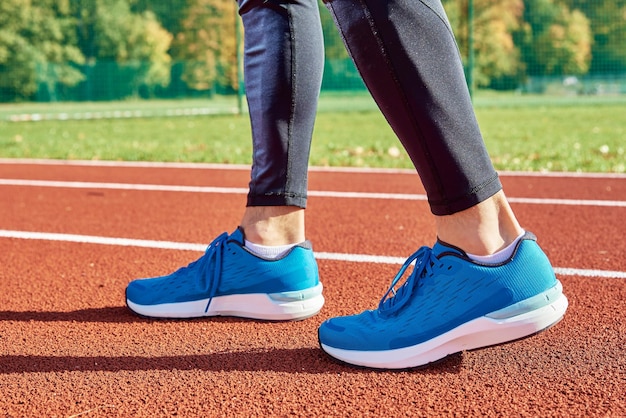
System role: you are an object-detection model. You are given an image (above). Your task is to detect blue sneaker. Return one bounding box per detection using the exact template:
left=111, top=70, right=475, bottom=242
left=126, top=228, right=324, bottom=320
left=318, top=232, right=567, bottom=369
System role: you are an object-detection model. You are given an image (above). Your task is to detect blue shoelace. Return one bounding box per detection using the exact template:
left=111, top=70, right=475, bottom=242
left=378, top=246, right=438, bottom=317
left=171, top=232, right=229, bottom=312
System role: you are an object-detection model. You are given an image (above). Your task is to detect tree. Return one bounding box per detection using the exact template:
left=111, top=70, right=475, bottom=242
left=73, top=0, right=172, bottom=97
left=562, top=0, right=626, bottom=74
left=172, top=0, right=238, bottom=93
left=514, top=0, right=592, bottom=77
left=0, top=0, right=84, bottom=101
left=443, top=0, right=524, bottom=88
left=129, top=0, right=189, bottom=38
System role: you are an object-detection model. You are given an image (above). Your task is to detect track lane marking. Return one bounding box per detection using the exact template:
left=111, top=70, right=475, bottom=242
left=0, top=178, right=249, bottom=195
left=1, top=179, right=625, bottom=207
left=1, top=229, right=624, bottom=280
left=1, top=158, right=625, bottom=179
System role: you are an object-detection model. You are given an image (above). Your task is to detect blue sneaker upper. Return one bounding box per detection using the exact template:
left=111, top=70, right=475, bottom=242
left=126, top=228, right=320, bottom=306
left=318, top=232, right=558, bottom=351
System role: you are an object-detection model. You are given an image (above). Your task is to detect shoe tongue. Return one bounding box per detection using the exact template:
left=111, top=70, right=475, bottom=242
left=432, top=239, right=467, bottom=258
left=229, top=227, right=245, bottom=244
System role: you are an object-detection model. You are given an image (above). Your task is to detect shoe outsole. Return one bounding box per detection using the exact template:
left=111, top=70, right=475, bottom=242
left=319, top=291, right=568, bottom=370
left=126, top=283, right=325, bottom=321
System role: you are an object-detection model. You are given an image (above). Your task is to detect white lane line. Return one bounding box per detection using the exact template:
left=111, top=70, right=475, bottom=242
left=506, top=196, right=626, bottom=207
left=1, top=158, right=626, bottom=178
left=0, top=179, right=248, bottom=195
left=0, top=230, right=207, bottom=252
left=0, top=158, right=252, bottom=172
left=1, top=178, right=625, bottom=208
left=1, top=229, right=624, bottom=280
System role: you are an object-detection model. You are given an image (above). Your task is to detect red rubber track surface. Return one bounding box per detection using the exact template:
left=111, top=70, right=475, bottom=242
left=1, top=161, right=624, bottom=417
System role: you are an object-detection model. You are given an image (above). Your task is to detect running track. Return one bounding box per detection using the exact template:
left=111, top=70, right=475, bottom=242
left=0, top=159, right=624, bottom=417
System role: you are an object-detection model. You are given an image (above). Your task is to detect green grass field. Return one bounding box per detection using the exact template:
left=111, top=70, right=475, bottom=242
left=0, top=92, right=624, bottom=173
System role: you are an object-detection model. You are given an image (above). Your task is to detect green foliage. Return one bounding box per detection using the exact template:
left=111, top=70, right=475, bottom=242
left=173, top=0, right=239, bottom=92
left=0, top=0, right=84, bottom=100
left=73, top=0, right=172, bottom=95
left=515, top=0, right=592, bottom=76
left=444, top=0, right=524, bottom=87
left=562, top=0, right=626, bottom=74
left=129, top=0, right=189, bottom=38
left=0, top=0, right=625, bottom=101
left=319, top=4, right=348, bottom=61
left=444, top=0, right=595, bottom=88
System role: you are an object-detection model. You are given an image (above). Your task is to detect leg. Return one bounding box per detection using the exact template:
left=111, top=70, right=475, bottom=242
left=239, top=0, right=324, bottom=246
left=324, top=0, right=521, bottom=253
left=325, top=0, right=499, bottom=215
left=318, top=0, right=567, bottom=368
left=125, top=0, right=325, bottom=320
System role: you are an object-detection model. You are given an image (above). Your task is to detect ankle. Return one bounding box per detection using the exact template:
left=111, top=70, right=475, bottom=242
left=240, top=206, right=305, bottom=245
left=465, top=231, right=525, bottom=263
left=435, top=191, right=523, bottom=256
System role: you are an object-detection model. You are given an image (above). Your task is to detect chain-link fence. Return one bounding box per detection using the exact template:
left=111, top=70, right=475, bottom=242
left=1, top=0, right=624, bottom=104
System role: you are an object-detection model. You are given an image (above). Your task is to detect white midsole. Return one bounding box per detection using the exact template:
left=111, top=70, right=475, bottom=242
left=127, top=288, right=325, bottom=321
left=321, top=292, right=568, bottom=369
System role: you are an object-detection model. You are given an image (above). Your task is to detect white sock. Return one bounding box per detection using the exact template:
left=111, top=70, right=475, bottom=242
left=244, top=240, right=298, bottom=260
left=467, top=231, right=525, bottom=264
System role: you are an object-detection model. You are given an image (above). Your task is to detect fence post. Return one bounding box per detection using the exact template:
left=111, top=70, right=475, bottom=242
left=467, top=0, right=475, bottom=99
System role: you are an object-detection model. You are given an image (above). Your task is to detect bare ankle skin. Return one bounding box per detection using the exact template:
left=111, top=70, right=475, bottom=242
left=240, top=206, right=305, bottom=245
left=435, top=191, right=524, bottom=256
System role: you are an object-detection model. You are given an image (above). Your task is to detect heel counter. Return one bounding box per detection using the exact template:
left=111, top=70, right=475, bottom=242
left=288, top=245, right=321, bottom=288
left=518, top=238, right=558, bottom=290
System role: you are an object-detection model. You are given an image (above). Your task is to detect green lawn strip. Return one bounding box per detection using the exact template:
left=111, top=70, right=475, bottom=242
left=0, top=95, right=624, bottom=173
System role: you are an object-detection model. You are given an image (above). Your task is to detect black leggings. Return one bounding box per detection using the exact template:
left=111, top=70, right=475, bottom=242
left=237, top=0, right=502, bottom=216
